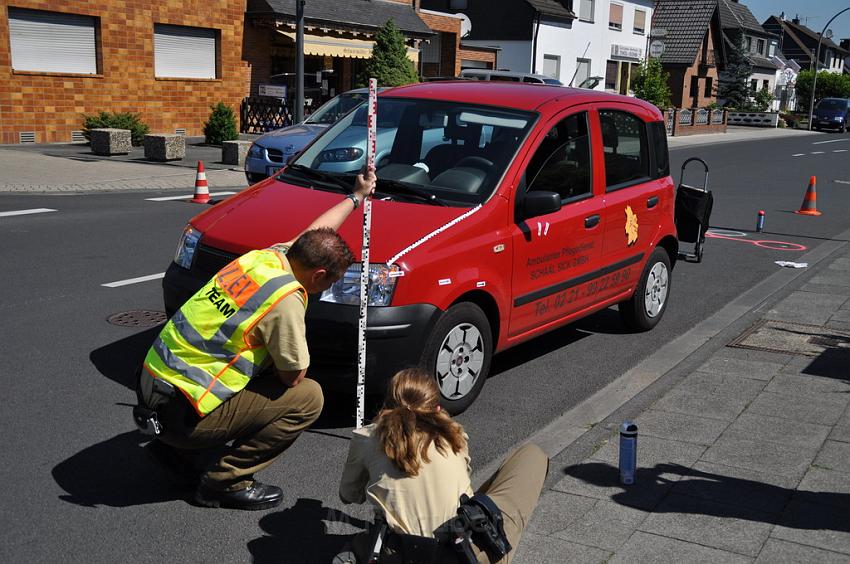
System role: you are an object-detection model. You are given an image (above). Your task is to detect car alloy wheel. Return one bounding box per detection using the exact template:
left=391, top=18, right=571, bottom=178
left=644, top=262, right=669, bottom=318
left=436, top=322, right=485, bottom=400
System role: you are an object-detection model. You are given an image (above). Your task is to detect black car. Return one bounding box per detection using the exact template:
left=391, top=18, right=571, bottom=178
left=812, top=98, right=850, bottom=132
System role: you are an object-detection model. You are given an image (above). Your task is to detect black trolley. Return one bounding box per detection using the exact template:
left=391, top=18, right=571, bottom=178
left=675, top=157, right=713, bottom=263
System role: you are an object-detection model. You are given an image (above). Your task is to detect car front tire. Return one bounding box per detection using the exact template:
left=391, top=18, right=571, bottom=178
left=619, top=247, right=671, bottom=332
left=420, top=302, right=492, bottom=415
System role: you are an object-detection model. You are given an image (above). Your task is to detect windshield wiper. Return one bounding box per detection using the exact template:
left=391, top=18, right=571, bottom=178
left=284, top=164, right=352, bottom=193
left=376, top=178, right=447, bottom=206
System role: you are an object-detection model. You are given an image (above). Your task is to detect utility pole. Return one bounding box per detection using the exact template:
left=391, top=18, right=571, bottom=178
left=807, top=8, right=850, bottom=131
left=295, top=0, right=305, bottom=123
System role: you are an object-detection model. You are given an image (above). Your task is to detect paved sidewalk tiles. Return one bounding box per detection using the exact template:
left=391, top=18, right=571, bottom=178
left=524, top=248, right=850, bottom=562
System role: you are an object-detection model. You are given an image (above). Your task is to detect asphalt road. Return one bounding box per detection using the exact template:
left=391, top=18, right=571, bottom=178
left=2, top=131, right=849, bottom=562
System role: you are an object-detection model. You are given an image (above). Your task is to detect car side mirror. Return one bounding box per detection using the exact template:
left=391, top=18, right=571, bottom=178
left=522, top=190, right=561, bottom=219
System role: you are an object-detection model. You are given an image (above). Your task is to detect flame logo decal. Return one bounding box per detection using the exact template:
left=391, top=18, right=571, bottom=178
left=625, top=206, right=638, bottom=247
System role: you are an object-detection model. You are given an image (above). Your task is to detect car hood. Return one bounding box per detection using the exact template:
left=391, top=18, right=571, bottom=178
left=192, top=180, right=475, bottom=264
left=255, top=123, right=329, bottom=150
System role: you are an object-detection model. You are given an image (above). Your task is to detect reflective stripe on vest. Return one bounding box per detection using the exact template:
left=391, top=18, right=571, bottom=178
left=143, top=249, right=306, bottom=417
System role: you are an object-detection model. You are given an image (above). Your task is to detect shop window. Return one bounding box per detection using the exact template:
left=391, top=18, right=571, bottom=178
left=154, top=24, right=218, bottom=79
left=525, top=112, right=592, bottom=201
left=579, top=0, right=595, bottom=22
left=609, top=3, right=623, bottom=30
left=605, top=60, right=619, bottom=90
left=599, top=110, right=649, bottom=189
left=8, top=8, right=99, bottom=74
left=634, top=9, right=646, bottom=34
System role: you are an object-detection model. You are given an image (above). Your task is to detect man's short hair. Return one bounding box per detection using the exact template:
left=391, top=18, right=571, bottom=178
left=287, top=227, right=354, bottom=281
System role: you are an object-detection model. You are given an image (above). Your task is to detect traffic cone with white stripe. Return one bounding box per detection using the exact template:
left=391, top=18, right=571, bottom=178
left=794, top=176, right=821, bottom=216
left=190, top=161, right=210, bottom=204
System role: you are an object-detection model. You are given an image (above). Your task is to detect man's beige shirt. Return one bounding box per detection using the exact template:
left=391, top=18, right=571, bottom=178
left=339, top=423, right=474, bottom=537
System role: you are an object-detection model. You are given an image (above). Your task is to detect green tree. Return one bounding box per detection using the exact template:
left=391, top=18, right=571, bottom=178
left=718, top=29, right=753, bottom=109
left=795, top=70, right=850, bottom=111
left=203, top=102, right=239, bottom=145
left=631, top=58, right=672, bottom=111
left=363, top=20, right=419, bottom=87
left=753, top=87, right=775, bottom=112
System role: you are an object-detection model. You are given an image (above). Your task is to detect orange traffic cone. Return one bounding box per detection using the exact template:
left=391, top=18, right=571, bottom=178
left=794, top=176, right=822, bottom=216
left=190, top=161, right=210, bottom=204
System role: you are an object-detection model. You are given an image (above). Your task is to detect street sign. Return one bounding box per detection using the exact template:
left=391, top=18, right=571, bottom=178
left=649, top=27, right=667, bottom=38
left=649, top=40, right=666, bottom=58
left=258, top=84, right=287, bottom=98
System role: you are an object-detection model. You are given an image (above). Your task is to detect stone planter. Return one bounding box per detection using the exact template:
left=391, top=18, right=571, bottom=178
left=144, top=133, right=186, bottom=161
left=91, top=128, right=131, bottom=156
left=222, top=140, right=253, bottom=166
left=726, top=112, right=780, bottom=127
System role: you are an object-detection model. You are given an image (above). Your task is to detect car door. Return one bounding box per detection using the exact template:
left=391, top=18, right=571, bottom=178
left=509, top=107, right=605, bottom=338
left=597, top=104, right=665, bottom=300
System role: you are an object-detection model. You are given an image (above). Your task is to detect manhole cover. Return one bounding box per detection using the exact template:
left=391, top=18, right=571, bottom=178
left=729, top=320, right=850, bottom=357
left=107, top=310, right=167, bottom=328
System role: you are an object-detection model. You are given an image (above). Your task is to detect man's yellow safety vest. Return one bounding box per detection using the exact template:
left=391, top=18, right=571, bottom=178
left=143, top=248, right=306, bottom=417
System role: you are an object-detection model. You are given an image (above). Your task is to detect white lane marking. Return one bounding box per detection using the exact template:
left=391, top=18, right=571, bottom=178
left=811, top=151, right=826, bottom=155
left=834, top=149, right=848, bottom=153
left=813, top=138, right=850, bottom=145
left=145, top=191, right=236, bottom=201
left=102, top=272, right=165, bottom=288
left=792, top=153, right=805, bottom=157
left=836, top=180, right=850, bottom=185
left=0, top=208, right=57, bottom=217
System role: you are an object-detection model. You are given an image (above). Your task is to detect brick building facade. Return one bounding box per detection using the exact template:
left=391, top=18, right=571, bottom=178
left=0, top=0, right=251, bottom=144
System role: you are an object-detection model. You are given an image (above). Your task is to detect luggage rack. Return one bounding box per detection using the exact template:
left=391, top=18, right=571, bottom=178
left=675, top=157, right=713, bottom=263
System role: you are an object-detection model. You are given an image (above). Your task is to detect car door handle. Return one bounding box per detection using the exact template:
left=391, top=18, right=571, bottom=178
left=647, top=196, right=659, bottom=209
left=585, top=214, right=600, bottom=229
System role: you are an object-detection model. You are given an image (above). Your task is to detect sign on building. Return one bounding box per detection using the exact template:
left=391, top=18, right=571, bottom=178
left=258, top=84, right=287, bottom=99
left=611, top=44, right=644, bottom=60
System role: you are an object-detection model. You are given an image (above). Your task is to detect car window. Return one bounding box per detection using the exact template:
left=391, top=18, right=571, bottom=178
left=525, top=112, right=592, bottom=201
left=649, top=122, right=669, bottom=179
left=599, top=109, right=650, bottom=189
left=305, top=93, right=367, bottom=125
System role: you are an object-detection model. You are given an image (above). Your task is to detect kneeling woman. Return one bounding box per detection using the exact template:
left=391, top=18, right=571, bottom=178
left=338, top=368, right=548, bottom=563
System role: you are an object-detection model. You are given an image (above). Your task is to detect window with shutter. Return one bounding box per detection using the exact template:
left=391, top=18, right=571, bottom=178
left=579, top=0, right=595, bottom=22
left=609, top=3, right=623, bottom=30
left=634, top=9, right=646, bottom=34
left=154, top=24, right=217, bottom=79
left=9, top=8, right=98, bottom=74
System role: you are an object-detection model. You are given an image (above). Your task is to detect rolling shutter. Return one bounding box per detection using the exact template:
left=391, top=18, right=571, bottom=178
left=8, top=8, right=97, bottom=74
left=154, top=24, right=216, bottom=79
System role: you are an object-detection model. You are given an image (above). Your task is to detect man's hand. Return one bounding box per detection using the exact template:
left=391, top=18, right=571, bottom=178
left=277, top=368, right=308, bottom=387
left=353, top=164, right=377, bottom=203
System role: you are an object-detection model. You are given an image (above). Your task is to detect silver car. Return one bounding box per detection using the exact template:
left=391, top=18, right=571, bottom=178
left=244, top=88, right=382, bottom=183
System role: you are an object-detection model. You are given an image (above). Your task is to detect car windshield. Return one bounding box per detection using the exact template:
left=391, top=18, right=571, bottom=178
left=817, top=99, right=847, bottom=111
left=304, top=92, right=368, bottom=125
left=543, top=78, right=564, bottom=86
left=289, top=97, right=536, bottom=207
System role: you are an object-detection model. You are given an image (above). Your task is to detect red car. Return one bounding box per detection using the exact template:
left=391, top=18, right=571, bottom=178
left=165, top=81, right=678, bottom=414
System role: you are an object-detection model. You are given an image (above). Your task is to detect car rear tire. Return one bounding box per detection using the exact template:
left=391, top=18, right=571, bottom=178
left=420, top=302, right=492, bottom=415
left=619, top=247, right=671, bottom=332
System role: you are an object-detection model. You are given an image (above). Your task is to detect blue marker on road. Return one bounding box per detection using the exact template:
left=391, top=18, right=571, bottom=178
left=619, top=421, right=638, bottom=485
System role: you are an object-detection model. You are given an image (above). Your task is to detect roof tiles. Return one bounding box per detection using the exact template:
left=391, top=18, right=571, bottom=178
left=653, top=0, right=718, bottom=65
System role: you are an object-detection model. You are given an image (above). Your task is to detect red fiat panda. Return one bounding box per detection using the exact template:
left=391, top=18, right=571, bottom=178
left=164, top=81, right=678, bottom=414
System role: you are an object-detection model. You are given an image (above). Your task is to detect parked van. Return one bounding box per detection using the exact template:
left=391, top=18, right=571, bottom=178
left=459, top=68, right=564, bottom=86
left=164, top=81, right=679, bottom=414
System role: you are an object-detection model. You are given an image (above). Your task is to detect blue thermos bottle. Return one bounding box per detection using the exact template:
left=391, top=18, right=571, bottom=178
left=619, top=421, right=638, bottom=485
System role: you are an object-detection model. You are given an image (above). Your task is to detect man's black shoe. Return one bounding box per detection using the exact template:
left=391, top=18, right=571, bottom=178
left=194, top=481, right=283, bottom=511
left=143, top=440, right=200, bottom=489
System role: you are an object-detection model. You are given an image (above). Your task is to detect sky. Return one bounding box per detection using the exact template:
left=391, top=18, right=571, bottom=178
left=744, top=0, right=850, bottom=42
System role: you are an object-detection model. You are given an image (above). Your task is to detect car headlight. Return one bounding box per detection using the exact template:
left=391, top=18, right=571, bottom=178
left=173, top=225, right=202, bottom=269
left=835, top=116, right=844, bottom=122
left=247, top=144, right=265, bottom=159
left=318, top=147, right=363, bottom=162
left=320, top=263, right=400, bottom=306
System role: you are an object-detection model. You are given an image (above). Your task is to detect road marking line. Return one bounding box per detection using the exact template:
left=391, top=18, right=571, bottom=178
left=836, top=180, right=850, bottom=184
left=102, top=272, right=165, bottom=288
left=813, top=138, right=850, bottom=145
left=0, top=208, right=57, bottom=217
left=834, top=149, right=848, bottom=153
left=792, top=153, right=805, bottom=157
left=811, top=151, right=826, bottom=154
left=145, top=191, right=236, bottom=201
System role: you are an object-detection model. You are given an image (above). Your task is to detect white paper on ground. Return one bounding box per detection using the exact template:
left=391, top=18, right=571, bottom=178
left=775, top=261, right=808, bottom=268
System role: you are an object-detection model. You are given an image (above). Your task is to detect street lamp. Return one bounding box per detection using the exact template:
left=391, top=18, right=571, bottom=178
left=807, top=7, right=850, bottom=131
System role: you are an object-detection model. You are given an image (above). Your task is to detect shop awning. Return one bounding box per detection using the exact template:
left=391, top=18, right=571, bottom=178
left=277, top=30, right=419, bottom=62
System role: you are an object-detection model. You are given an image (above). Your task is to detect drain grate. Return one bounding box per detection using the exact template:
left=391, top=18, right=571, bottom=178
left=107, top=310, right=167, bottom=328
left=729, top=320, right=850, bottom=357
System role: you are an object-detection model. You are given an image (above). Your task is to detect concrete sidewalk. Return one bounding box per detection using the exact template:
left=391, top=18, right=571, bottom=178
left=512, top=247, right=850, bottom=563
left=667, top=126, right=819, bottom=149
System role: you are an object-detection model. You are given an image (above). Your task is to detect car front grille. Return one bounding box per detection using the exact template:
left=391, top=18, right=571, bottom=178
left=193, top=245, right=238, bottom=278
left=266, top=148, right=285, bottom=163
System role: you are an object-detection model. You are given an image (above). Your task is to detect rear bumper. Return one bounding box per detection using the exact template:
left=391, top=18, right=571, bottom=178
left=162, top=262, right=442, bottom=393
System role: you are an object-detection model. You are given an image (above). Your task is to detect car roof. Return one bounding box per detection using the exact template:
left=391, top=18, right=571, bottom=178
left=383, top=81, right=657, bottom=114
